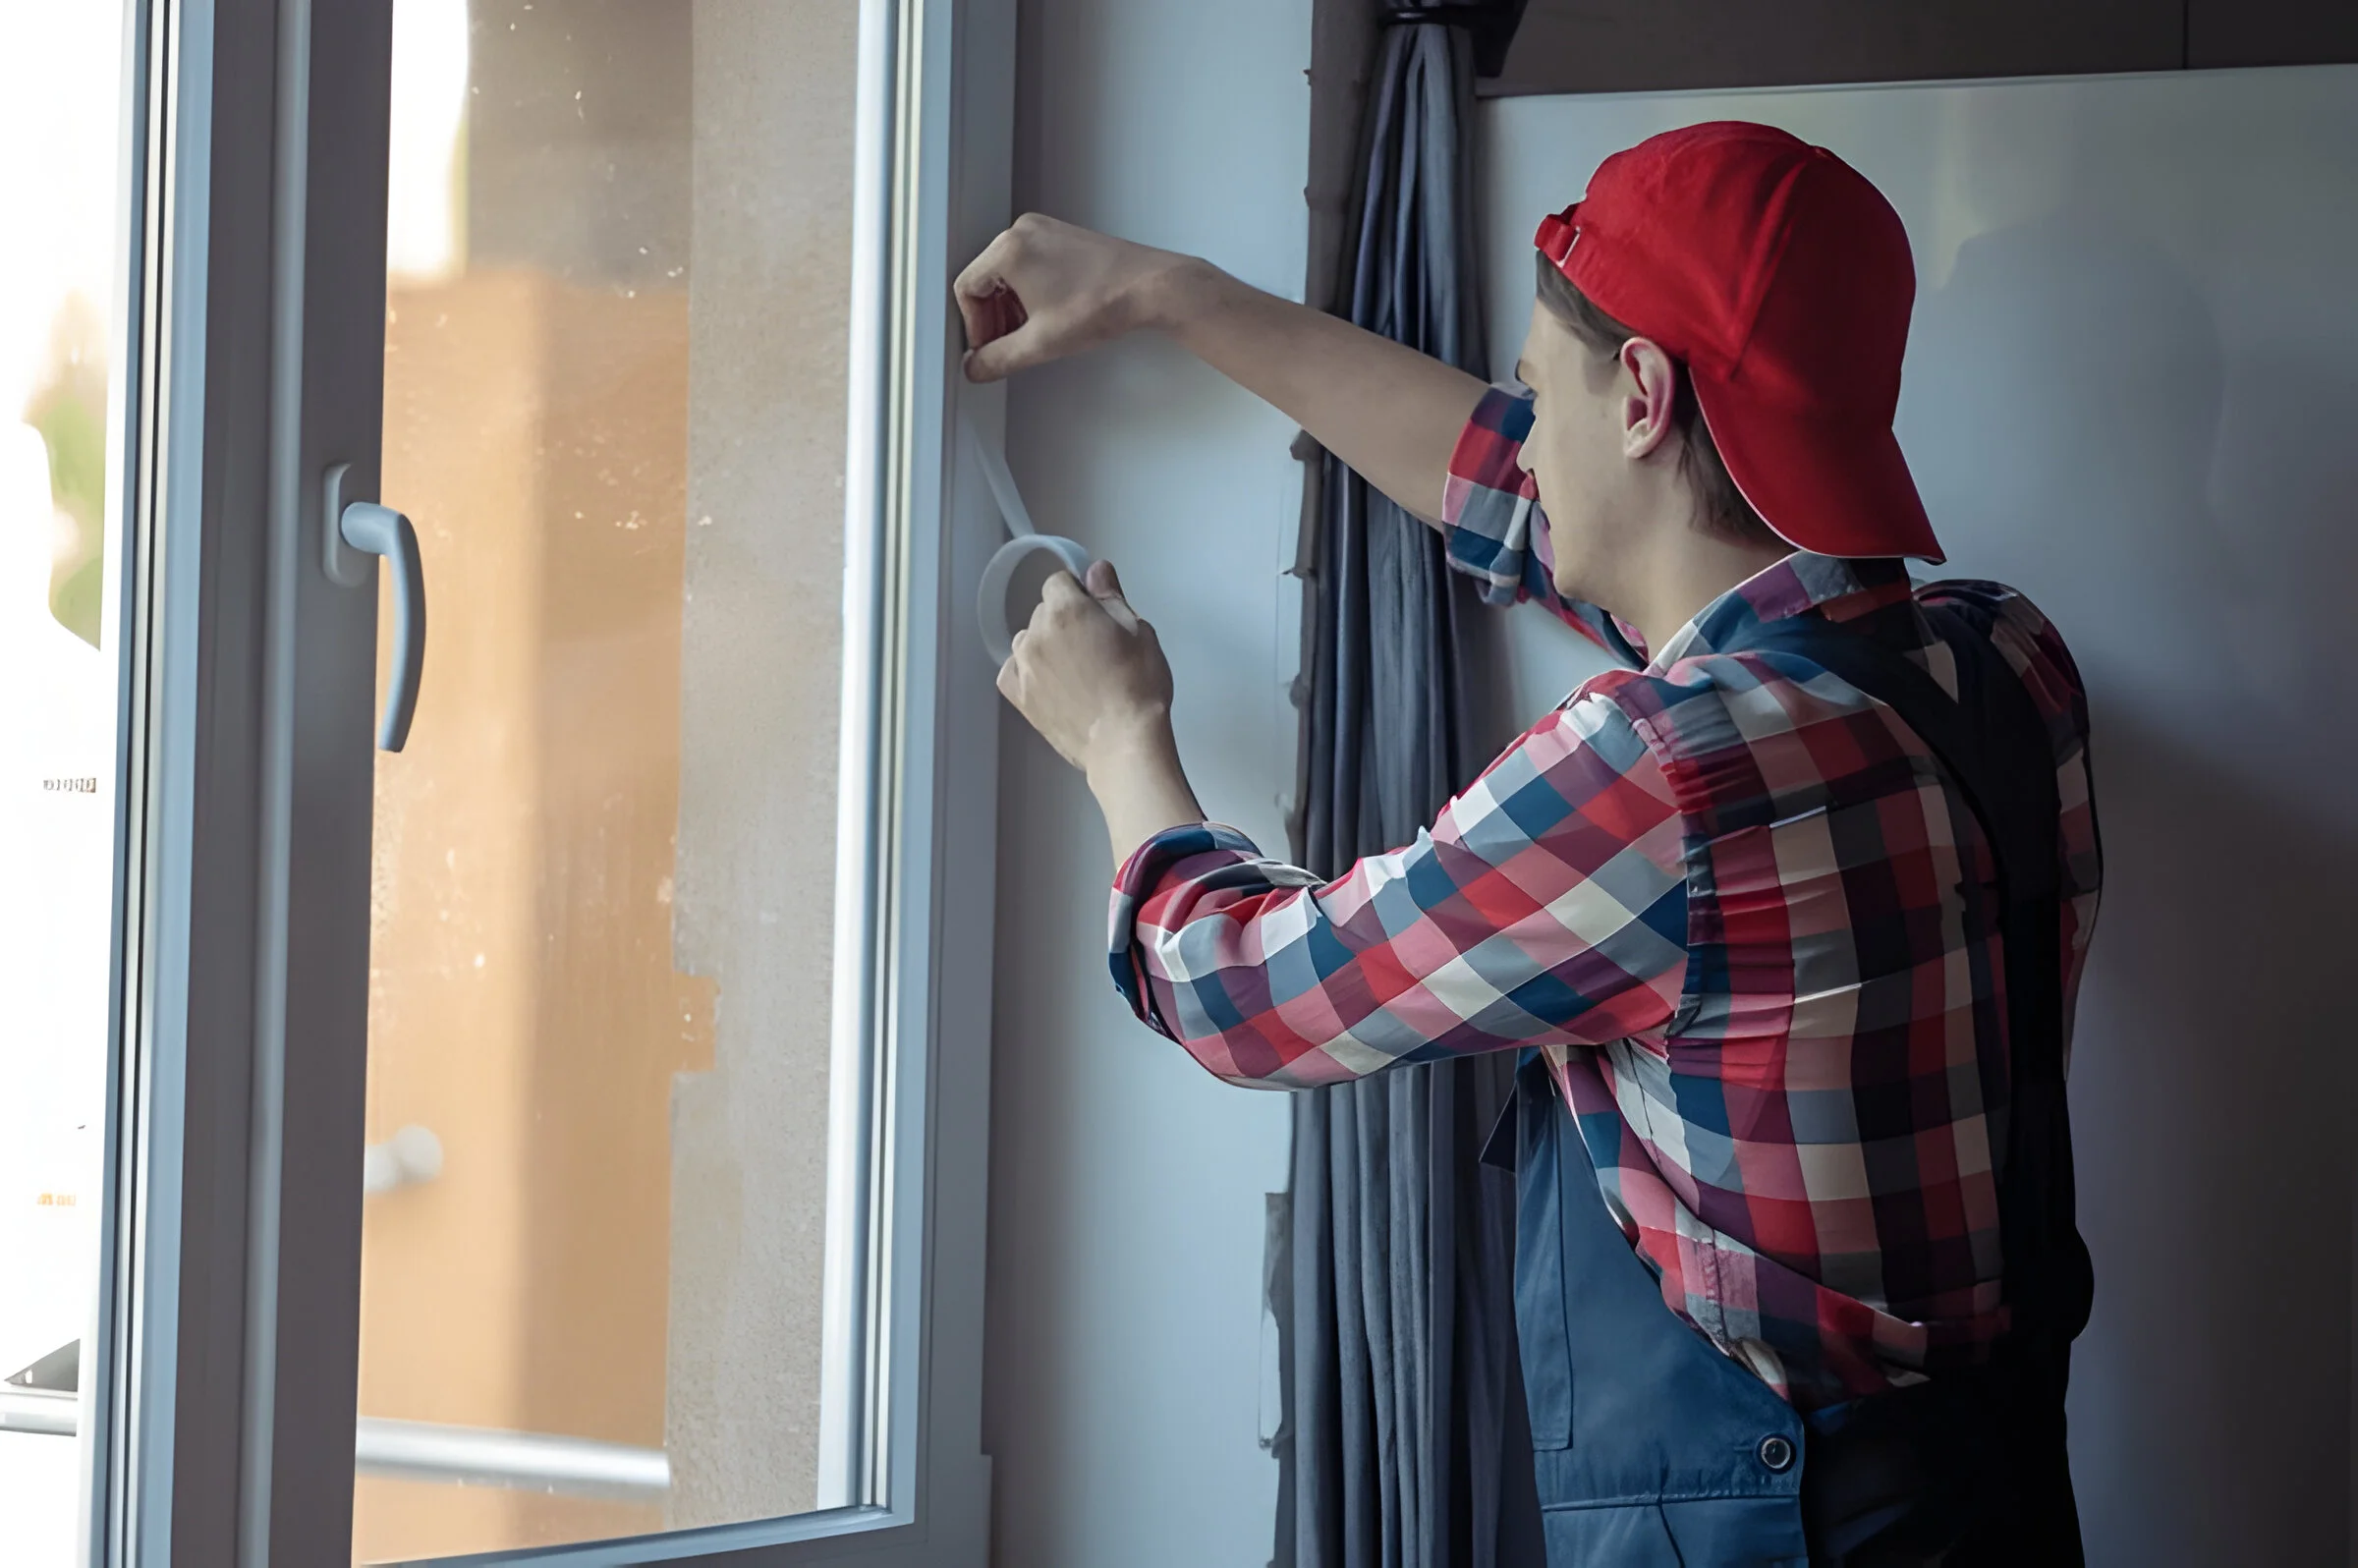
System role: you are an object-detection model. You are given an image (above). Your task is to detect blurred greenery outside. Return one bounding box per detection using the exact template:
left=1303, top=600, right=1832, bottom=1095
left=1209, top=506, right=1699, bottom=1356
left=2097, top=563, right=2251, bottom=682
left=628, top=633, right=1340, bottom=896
left=27, top=296, right=107, bottom=648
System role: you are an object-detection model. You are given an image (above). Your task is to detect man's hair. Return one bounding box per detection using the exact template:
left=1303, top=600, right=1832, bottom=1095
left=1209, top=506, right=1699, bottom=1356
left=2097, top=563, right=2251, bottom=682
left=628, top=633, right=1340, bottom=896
left=1534, top=252, right=1780, bottom=549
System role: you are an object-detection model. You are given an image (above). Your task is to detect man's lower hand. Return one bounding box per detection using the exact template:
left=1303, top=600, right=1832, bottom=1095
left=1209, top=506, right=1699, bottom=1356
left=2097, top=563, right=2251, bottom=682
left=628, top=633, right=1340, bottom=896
left=996, top=559, right=1206, bottom=864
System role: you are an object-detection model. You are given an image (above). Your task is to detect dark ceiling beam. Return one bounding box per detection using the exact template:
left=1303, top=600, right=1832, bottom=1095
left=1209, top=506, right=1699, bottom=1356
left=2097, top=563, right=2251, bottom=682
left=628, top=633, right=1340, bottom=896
left=1484, top=0, right=2358, bottom=97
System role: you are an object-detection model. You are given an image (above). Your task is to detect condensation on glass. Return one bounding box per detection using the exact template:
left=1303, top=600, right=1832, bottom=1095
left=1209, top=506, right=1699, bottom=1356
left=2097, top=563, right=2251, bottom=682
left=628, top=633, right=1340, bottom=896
left=355, top=0, right=861, bottom=1559
left=0, top=5, right=133, bottom=1566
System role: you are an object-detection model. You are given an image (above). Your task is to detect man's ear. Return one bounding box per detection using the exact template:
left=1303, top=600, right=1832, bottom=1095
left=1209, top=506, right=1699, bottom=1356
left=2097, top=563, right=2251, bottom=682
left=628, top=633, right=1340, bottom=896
left=1618, top=338, right=1679, bottom=461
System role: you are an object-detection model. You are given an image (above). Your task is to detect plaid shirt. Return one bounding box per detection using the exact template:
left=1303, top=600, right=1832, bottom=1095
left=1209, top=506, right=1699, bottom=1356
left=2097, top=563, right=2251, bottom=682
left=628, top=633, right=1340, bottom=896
left=1108, top=388, right=2101, bottom=1408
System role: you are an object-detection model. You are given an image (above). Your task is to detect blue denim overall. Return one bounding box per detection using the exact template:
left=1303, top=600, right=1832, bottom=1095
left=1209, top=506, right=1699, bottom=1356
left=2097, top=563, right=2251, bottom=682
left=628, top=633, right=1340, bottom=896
left=1486, top=599, right=2095, bottom=1566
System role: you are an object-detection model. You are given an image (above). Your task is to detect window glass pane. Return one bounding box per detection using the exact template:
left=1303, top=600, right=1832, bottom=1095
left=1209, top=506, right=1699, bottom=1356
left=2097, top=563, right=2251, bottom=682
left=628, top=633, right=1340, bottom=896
left=0, top=6, right=133, bottom=1564
left=355, top=1, right=863, bottom=1559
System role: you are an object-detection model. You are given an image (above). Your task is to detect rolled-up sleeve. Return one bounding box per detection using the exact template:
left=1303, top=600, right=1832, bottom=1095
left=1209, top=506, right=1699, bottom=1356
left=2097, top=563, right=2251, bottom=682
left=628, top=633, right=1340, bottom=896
left=1106, top=690, right=1690, bottom=1089
left=1441, top=386, right=1648, bottom=664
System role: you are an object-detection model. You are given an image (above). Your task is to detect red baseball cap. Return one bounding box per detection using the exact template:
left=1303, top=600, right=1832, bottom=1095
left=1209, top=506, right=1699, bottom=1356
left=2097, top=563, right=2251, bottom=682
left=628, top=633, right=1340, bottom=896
left=1536, top=122, right=1943, bottom=562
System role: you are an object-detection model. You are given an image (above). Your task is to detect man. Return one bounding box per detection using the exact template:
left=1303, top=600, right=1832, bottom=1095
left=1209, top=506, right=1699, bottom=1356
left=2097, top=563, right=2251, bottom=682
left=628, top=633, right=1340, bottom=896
left=960, top=122, right=2098, bottom=1565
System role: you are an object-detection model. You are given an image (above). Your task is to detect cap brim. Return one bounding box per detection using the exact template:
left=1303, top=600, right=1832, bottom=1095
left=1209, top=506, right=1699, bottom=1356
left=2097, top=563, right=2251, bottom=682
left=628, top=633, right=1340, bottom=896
left=1690, top=371, right=1945, bottom=564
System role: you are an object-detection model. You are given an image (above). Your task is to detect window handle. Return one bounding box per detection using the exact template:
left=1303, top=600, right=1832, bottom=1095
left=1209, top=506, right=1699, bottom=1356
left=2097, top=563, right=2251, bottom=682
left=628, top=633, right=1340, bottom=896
left=321, top=463, right=428, bottom=753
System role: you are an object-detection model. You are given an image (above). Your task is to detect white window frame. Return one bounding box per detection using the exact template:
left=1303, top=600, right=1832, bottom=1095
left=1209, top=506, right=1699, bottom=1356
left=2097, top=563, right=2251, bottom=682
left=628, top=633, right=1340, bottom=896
left=95, top=0, right=1014, bottom=1562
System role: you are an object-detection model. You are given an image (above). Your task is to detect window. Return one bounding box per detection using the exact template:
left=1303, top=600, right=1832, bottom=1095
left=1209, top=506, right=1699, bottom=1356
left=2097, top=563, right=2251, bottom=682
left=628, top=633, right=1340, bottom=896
left=20, top=0, right=1010, bottom=1563
left=354, top=2, right=869, bottom=1554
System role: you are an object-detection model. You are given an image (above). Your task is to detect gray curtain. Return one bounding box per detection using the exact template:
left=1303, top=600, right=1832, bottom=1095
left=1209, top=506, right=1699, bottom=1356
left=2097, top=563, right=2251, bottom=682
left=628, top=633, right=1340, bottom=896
left=1274, top=11, right=1539, bottom=1568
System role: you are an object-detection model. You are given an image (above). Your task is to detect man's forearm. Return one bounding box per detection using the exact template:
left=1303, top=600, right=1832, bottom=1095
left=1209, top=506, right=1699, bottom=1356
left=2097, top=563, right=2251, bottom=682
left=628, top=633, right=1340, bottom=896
left=1148, top=261, right=1488, bottom=526
left=1084, top=711, right=1207, bottom=868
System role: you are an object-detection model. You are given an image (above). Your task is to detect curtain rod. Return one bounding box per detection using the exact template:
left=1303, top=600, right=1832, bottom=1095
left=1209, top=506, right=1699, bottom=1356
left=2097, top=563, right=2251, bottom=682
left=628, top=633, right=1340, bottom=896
left=1381, top=1, right=1529, bottom=78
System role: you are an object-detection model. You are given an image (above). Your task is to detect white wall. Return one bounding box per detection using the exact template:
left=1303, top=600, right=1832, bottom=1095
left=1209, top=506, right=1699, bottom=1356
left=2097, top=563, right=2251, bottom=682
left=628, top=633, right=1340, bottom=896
left=983, top=1, right=1312, bottom=1565
left=1483, top=67, right=2358, bottom=1567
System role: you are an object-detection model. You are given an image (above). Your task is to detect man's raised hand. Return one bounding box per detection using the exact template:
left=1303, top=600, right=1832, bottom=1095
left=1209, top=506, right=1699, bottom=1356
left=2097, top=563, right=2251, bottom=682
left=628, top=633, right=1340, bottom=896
left=954, top=215, right=1198, bottom=382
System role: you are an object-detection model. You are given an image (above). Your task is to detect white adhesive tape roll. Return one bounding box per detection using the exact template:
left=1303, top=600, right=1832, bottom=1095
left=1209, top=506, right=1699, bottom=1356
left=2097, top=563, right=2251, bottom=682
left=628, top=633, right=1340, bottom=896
left=968, top=420, right=1093, bottom=666
left=979, top=532, right=1094, bottom=666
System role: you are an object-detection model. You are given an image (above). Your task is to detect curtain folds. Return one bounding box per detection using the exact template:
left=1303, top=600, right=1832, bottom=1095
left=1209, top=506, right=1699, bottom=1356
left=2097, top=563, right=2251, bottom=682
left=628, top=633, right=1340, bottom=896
left=1276, top=11, right=1539, bottom=1567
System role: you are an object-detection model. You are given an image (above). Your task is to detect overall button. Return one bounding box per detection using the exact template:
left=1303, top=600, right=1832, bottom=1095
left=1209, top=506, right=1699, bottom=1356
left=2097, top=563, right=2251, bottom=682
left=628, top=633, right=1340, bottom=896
left=1757, top=1434, right=1796, bottom=1473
